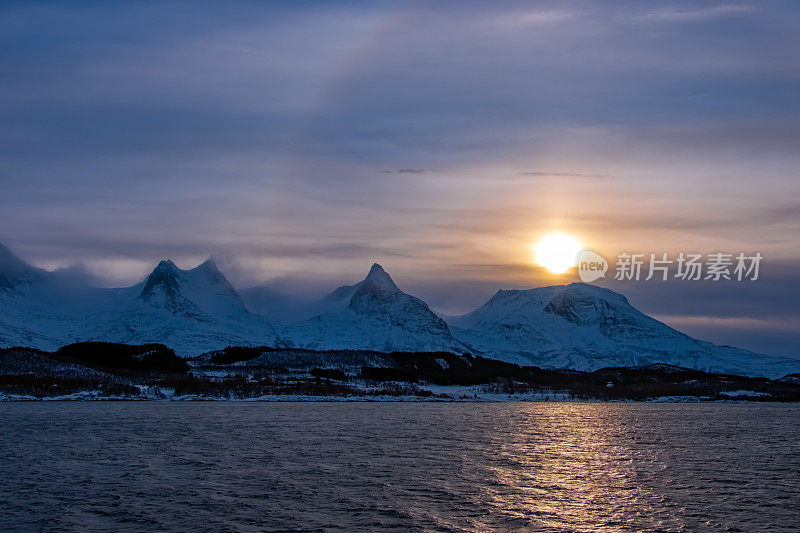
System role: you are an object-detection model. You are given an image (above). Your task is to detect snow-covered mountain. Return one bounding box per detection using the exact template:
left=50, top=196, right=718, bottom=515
left=282, top=264, right=466, bottom=353
left=86, top=259, right=281, bottom=354
left=0, top=243, right=45, bottom=290
left=0, top=243, right=76, bottom=349
left=2, top=242, right=798, bottom=377
left=447, top=283, right=800, bottom=378
left=0, top=246, right=280, bottom=355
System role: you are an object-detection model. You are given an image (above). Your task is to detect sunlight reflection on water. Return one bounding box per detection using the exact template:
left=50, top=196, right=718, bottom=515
left=1, top=402, right=798, bottom=532
left=475, top=405, right=684, bottom=531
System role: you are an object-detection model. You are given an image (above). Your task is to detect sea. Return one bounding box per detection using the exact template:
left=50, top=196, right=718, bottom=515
left=1, top=402, right=798, bottom=532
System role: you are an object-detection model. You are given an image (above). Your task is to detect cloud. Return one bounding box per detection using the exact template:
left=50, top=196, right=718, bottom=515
left=655, top=315, right=800, bottom=333
left=493, top=9, right=574, bottom=27
left=634, top=4, right=752, bottom=23
left=380, top=168, right=428, bottom=174
left=652, top=315, right=800, bottom=358
left=515, top=171, right=607, bottom=179
left=1, top=0, right=799, bottom=355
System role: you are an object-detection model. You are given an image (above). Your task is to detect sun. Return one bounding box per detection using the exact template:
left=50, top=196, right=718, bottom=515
left=533, top=232, right=583, bottom=274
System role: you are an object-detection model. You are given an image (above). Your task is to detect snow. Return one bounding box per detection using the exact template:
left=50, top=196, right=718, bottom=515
left=649, top=396, right=704, bottom=403
left=2, top=244, right=799, bottom=379
left=719, top=390, right=771, bottom=398
left=0, top=251, right=280, bottom=356
left=281, top=263, right=466, bottom=353
left=446, top=283, right=800, bottom=378
left=363, top=263, right=400, bottom=291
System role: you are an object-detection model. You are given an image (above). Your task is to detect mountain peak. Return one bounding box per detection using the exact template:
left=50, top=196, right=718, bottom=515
left=0, top=242, right=41, bottom=289
left=191, top=257, right=240, bottom=297
left=559, top=282, right=630, bottom=306
left=140, top=260, right=182, bottom=302
left=0, top=243, right=30, bottom=269
left=154, top=259, right=179, bottom=272
left=363, top=263, right=399, bottom=291
left=193, top=257, right=219, bottom=273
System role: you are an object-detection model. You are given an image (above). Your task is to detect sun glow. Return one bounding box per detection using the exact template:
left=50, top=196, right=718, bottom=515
left=534, top=232, right=583, bottom=274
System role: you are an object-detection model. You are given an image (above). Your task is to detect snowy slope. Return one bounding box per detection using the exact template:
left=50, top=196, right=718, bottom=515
left=0, top=246, right=280, bottom=355
left=448, top=283, right=800, bottom=378
left=83, top=259, right=281, bottom=355
left=0, top=243, right=91, bottom=349
left=283, top=264, right=466, bottom=353
left=2, top=241, right=798, bottom=377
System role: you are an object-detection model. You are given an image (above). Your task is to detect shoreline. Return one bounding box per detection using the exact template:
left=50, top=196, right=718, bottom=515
left=1, top=392, right=790, bottom=404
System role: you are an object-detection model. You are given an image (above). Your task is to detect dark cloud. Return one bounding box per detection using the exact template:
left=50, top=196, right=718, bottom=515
left=0, top=0, right=799, bottom=354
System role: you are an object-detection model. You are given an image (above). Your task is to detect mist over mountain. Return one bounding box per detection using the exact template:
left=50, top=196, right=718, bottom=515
left=1, top=243, right=798, bottom=377
left=0, top=245, right=280, bottom=355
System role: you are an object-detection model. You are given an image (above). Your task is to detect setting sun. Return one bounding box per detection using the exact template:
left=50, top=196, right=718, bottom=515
left=534, top=232, right=583, bottom=274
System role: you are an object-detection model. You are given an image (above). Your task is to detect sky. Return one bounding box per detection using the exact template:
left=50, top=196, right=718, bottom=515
left=1, top=1, right=799, bottom=355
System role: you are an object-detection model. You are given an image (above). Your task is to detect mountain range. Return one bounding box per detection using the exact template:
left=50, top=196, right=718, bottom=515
left=1, top=243, right=798, bottom=378
left=0, top=245, right=279, bottom=354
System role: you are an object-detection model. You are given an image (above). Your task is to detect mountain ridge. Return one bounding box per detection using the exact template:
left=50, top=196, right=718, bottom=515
left=282, top=263, right=466, bottom=353
left=0, top=247, right=280, bottom=355
left=0, top=243, right=798, bottom=377
left=447, top=283, right=799, bottom=377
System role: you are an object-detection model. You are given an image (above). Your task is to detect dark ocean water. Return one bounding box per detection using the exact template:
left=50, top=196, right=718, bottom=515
left=1, top=402, right=798, bottom=532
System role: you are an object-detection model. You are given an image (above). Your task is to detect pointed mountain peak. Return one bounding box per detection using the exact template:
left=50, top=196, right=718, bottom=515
left=153, top=259, right=179, bottom=272
left=191, top=256, right=239, bottom=295
left=140, top=259, right=182, bottom=301
left=199, top=256, right=218, bottom=270
left=321, top=263, right=403, bottom=310
left=363, top=263, right=399, bottom=291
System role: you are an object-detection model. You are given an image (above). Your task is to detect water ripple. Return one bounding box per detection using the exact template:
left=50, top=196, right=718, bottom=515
left=1, top=403, right=799, bottom=532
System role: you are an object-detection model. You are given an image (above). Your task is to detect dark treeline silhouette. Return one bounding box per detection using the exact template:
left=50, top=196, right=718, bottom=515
left=55, top=342, right=188, bottom=374
left=2, top=343, right=800, bottom=401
